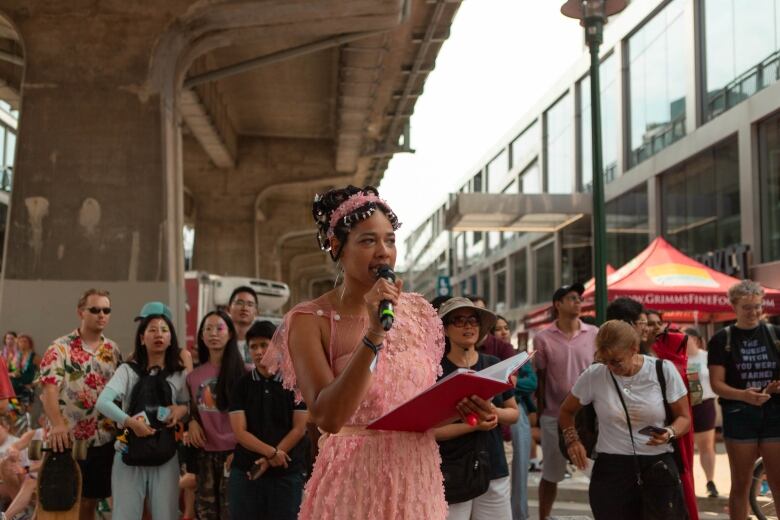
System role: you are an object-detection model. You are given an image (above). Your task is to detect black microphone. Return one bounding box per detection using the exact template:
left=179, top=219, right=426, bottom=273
left=376, top=265, right=396, bottom=331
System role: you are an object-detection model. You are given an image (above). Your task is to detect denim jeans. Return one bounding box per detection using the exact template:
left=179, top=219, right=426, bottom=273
left=510, top=405, right=530, bottom=520
left=228, top=466, right=304, bottom=520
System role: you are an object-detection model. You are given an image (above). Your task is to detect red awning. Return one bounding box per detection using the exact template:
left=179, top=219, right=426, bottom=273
left=523, top=237, right=780, bottom=329
left=581, top=237, right=780, bottom=313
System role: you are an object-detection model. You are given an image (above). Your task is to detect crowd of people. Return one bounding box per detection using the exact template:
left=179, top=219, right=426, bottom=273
left=0, top=184, right=775, bottom=520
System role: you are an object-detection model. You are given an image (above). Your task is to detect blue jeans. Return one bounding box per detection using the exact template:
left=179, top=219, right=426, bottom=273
left=510, top=405, right=530, bottom=520
left=228, top=466, right=304, bottom=520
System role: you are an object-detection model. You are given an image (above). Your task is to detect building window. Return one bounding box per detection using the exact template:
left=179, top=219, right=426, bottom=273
left=533, top=241, right=555, bottom=304
left=579, top=53, right=619, bottom=191
left=628, top=0, right=686, bottom=167
left=487, top=149, right=509, bottom=193
left=606, top=185, right=650, bottom=268
left=759, top=113, right=780, bottom=262
left=480, top=269, right=491, bottom=305
left=662, top=136, right=741, bottom=256
left=494, top=260, right=507, bottom=311
left=520, top=160, right=542, bottom=194
left=473, top=171, right=483, bottom=193
left=454, top=232, right=466, bottom=273
left=183, top=225, right=195, bottom=270
left=561, top=216, right=593, bottom=285
left=511, top=120, right=540, bottom=170
left=544, top=92, right=574, bottom=194
left=487, top=231, right=501, bottom=254
left=703, top=0, right=780, bottom=121
left=511, top=249, right=528, bottom=308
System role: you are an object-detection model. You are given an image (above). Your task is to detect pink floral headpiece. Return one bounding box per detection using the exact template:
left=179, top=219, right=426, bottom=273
left=326, top=192, right=389, bottom=239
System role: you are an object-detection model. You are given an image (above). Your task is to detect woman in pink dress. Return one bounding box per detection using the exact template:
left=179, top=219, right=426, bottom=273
left=264, top=185, right=448, bottom=519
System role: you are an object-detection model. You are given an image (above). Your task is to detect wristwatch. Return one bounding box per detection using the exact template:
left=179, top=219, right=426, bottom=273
left=665, top=426, right=676, bottom=440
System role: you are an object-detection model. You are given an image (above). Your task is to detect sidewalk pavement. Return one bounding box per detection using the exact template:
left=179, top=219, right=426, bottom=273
left=511, top=441, right=736, bottom=519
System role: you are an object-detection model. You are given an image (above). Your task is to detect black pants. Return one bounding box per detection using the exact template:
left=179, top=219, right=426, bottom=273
left=589, top=452, right=687, bottom=520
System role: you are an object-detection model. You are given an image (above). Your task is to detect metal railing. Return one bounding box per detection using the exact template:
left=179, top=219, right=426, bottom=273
left=706, top=49, right=780, bottom=121
left=630, top=114, right=686, bottom=167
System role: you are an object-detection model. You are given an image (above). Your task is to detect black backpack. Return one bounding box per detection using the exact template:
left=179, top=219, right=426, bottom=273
left=122, top=363, right=177, bottom=467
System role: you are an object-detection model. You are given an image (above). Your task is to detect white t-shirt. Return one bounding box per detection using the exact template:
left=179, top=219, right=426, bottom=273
left=687, top=349, right=716, bottom=401
left=572, top=355, right=687, bottom=456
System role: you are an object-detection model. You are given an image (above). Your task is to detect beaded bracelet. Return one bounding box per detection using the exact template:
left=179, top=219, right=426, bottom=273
left=562, top=426, right=580, bottom=447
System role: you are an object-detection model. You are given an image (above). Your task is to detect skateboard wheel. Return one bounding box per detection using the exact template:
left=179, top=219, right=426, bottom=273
left=72, top=440, right=88, bottom=461
left=29, top=439, right=42, bottom=460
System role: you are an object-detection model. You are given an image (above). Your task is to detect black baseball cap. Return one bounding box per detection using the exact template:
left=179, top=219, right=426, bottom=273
left=552, top=283, right=585, bottom=304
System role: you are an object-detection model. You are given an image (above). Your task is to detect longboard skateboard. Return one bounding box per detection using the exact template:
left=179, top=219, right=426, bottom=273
left=29, top=440, right=88, bottom=520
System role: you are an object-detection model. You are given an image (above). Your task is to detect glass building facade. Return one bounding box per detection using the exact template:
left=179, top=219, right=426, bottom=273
left=703, top=0, right=780, bottom=120
left=544, top=93, right=574, bottom=194
left=405, top=0, right=780, bottom=326
left=628, top=0, right=686, bottom=167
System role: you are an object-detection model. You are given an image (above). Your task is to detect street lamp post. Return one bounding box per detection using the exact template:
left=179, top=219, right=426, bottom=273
left=561, top=0, right=627, bottom=324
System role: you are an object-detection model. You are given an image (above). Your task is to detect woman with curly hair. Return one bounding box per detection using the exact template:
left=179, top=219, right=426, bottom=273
left=263, top=185, right=450, bottom=519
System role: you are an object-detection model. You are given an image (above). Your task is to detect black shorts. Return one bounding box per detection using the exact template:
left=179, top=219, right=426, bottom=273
left=692, top=398, right=716, bottom=433
left=77, top=441, right=114, bottom=499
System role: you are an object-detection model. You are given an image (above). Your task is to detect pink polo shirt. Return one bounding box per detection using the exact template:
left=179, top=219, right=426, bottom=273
left=533, top=320, right=597, bottom=418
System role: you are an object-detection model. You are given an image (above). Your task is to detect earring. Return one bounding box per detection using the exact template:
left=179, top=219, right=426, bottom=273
left=333, top=262, right=344, bottom=288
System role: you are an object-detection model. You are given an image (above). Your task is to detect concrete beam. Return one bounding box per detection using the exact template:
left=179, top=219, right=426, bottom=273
left=179, top=86, right=237, bottom=169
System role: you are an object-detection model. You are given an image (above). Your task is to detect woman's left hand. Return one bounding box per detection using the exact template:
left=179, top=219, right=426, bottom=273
left=165, top=405, right=188, bottom=427
left=457, top=395, right=497, bottom=423
left=763, top=380, right=780, bottom=394
left=646, top=429, right=673, bottom=446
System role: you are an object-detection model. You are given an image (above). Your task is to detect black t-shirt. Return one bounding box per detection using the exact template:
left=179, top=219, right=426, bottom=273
left=708, top=323, right=780, bottom=405
left=439, top=353, right=514, bottom=480
left=228, top=369, right=307, bottom=475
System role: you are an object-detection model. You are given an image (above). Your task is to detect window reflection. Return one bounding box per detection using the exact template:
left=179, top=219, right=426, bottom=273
left=521, top=161, right=542, bottom=194
left=628, top=0, right=686, bottom=167
left=544, top=93, right=574, bottom=193
left=661, top=137, right=741, bottom=256
left=561, top=216, right=592, bottom=285
left=704, top=0, right=780, bottom=120
left=606, top=185, right=650, bottom=267
left=487, top=149, right=509, bottom=193
left=759, top=114, right=780, bottom=262
left=579, top=53, right=618, bottom=191
left=533, top=241, right=555, bottom=303
left=511, top=121, right=540, bottom=170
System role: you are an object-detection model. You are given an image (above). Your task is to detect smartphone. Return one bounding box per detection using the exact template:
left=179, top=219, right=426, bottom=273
left=638, top=425, right=667, bottom=436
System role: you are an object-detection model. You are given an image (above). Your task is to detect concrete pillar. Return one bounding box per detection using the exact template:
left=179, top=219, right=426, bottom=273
left=0, top=5, right=185, bottom=352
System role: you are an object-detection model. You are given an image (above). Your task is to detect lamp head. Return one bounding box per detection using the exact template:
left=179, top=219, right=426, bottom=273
left=560, top=0, right=628, bottom=25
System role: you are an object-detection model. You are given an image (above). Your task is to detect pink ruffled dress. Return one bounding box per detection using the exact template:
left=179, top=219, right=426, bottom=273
left=265, top=292, right=447, bottom=519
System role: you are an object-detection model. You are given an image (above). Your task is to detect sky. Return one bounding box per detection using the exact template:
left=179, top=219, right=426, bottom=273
left=379, top=0, right=585, bottom=268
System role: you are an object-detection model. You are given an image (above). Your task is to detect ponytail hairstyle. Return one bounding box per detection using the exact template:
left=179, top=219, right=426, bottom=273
left=196, top=310, right=246, bottom=411
left=312, top=185, right=401, bottom=261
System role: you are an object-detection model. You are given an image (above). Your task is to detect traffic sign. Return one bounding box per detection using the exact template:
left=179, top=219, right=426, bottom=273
left=436, top=276, right=452, bottom=297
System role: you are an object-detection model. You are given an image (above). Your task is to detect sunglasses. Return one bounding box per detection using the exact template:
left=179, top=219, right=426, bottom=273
left=86, top=307, right=111, bottom=315
left=448, top=316, right=480, bottom=328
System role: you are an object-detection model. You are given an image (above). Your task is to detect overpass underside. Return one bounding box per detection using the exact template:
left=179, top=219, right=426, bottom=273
left=0, top=0, right=460, bottom=349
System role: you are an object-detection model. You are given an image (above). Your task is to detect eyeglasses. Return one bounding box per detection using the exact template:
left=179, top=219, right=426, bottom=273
left=231, top=299, right=256, bottom=309
left=448, top=316, right=480, bottom=328
left=87, top=307, right=111, bottom=315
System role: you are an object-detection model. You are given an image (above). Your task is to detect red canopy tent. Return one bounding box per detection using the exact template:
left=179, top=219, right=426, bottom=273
left=524, top=237, right=780, bottom=330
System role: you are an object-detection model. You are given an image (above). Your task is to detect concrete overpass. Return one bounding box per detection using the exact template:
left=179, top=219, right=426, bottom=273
left=0, top=0, right=460, bottom=349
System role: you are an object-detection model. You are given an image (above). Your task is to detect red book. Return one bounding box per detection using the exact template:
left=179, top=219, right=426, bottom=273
left=367, top=352, right=534, bottom=432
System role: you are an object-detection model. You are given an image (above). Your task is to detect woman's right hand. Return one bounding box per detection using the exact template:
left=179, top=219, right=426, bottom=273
left=473, top=414, right=498, bottom=432
left=363, top=276, right=402, bottom=334
left=126, top=417, right=155, bottom=438
left=743, top=387, right=771, bottom=406
left=567, top=440, right=588, bottom=471
left=188, top=419, right=207, bottom=448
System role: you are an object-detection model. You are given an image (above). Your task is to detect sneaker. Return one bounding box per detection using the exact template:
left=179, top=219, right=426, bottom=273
left=706, top=480, right=719, bottom=498
left=529, top=459, right=542, bottom=472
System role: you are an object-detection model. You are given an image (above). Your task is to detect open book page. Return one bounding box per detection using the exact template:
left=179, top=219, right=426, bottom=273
left=477, top=351, right=533, bottom=382
left=366, top=351, right=534, bottom=432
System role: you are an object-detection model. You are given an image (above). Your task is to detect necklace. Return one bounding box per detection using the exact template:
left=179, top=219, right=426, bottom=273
left=617, top=357, right=642, bottom=395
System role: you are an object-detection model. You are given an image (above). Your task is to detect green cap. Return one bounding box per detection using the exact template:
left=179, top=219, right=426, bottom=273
left=135, top=301, right=173, bottom=322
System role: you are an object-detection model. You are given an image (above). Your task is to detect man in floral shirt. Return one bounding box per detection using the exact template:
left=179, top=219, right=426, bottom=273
left=40, top=288, right=122, bottom=520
